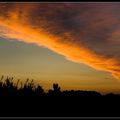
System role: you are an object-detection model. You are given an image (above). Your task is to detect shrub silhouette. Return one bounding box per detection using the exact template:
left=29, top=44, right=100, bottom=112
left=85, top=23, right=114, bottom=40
left=0, top=76, right=103, bottom=97
left=0, top=76, right=44, bottom=96
left=53, top=83, right=61, bottom=92
left=0, top=76, right=119, bottom=117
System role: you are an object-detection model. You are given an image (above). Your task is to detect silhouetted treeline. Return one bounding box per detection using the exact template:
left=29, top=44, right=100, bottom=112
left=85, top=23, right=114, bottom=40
left=0, top=76, right=102, bottom=97
left=0, top=76, right=120, bottom=117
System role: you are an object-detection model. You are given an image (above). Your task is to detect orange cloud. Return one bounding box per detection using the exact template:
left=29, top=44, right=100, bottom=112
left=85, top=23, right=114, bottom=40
left=0, top=3, right=120, bottom=80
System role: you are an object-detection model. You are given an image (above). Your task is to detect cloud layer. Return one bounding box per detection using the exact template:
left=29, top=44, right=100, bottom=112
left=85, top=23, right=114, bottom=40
left=0, top=3, right=120, bottom=79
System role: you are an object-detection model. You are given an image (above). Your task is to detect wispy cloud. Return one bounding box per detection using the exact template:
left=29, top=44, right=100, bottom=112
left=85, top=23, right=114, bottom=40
left=0, top=3, right=120, bottom=79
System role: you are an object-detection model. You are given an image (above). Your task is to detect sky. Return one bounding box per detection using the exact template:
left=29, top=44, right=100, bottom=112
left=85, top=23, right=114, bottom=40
left=0, top=3, right=120, bottom=94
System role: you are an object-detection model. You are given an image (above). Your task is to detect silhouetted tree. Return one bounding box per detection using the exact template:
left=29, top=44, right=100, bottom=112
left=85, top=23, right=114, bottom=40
left=53, top=83, right=61, bottom=92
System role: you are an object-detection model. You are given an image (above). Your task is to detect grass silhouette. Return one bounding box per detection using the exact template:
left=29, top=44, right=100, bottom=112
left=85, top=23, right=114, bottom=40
left=0, top=75, right=102, bottom=97
left=0, top=75, right=120, bottom=117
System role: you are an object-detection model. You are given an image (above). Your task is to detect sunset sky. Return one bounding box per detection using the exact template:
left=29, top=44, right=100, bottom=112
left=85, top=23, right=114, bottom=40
left=0, top=3, right=120, bottom=94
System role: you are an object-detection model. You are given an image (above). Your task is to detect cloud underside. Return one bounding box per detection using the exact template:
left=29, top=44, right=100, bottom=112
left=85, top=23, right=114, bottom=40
left=0, top=3, right=120, bottom=79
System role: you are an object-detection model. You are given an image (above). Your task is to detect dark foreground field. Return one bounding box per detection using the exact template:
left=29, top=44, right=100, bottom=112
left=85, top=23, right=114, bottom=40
left=0, top=76, right=120, bottom=117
